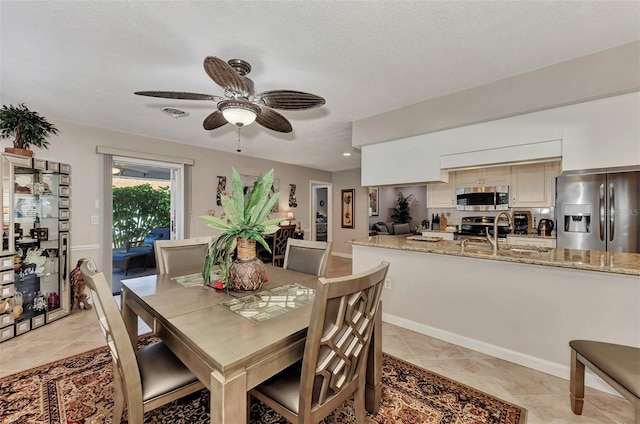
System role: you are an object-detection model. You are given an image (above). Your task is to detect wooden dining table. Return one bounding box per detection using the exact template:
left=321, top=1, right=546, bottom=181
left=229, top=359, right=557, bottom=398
left=120, top=265, right=382, bottom=424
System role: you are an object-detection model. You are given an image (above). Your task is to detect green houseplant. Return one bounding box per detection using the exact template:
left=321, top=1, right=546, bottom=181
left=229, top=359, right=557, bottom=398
left=199, top=168, right=284, bottom=291
left=0, top=103, right=59, bottom=157
left=391, top=191, right=414, bottom=224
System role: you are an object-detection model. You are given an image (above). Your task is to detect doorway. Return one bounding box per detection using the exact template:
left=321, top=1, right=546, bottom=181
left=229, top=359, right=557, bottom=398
left=109, top=157, right=186, bottom=293
left=310, top=181, right=332, bottom=242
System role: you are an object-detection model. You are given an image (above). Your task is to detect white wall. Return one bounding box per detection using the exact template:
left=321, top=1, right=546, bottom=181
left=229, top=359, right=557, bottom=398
left=331, top=168, right=368, bottom=256
left=353, top=41, right=640, bottom=147
left=11, top=120, right=332, bottom=269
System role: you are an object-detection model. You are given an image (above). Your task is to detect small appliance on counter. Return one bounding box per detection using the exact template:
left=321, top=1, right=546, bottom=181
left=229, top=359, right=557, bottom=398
left=513, top=211, right=532, bottom=234
left=456, top=216, right=512, bottom=240
left=537, top=219, right=554, bottom=237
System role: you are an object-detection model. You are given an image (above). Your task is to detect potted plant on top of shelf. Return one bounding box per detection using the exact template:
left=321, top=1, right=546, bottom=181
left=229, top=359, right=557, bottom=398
left=199, top=167, right=284, bottom=291
left=0, top=103, right=59, bottom=157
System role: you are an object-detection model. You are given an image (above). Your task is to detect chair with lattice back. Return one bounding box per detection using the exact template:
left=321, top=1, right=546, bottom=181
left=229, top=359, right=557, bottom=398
left=79, top=258, right=205, bottom=423
left=260, top=224, right=296, bottom=267
left=250, top=261, right=389, bottom=424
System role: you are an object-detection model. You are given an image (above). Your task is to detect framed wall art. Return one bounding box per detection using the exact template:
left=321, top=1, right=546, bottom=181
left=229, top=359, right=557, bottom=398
left=341, top=188, right=355, bottom=229
left=216, top=176, right=226, bottom=206
left=368, top=187, right=379, bottom=216
left=241, top=174, right=280, bottom=212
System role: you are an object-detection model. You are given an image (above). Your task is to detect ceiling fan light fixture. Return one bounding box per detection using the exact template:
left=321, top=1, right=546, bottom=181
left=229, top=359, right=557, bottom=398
left=218, top=100, right=260, bottom=127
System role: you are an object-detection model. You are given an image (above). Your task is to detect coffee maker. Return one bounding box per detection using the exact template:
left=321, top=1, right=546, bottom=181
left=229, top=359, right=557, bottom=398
left=513, top=211, right=532, bottom=234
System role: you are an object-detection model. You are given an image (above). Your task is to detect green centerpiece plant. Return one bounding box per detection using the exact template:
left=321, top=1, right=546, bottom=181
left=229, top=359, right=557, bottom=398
left=199, top=168, right=284, bottom=291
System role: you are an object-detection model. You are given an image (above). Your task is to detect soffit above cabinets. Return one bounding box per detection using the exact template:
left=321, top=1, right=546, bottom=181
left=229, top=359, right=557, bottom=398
left=440, top=139, right=562, bottom=170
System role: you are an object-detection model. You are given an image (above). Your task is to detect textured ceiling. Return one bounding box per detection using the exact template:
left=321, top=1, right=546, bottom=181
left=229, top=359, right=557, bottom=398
left=1, top=1, right=639, bottom=172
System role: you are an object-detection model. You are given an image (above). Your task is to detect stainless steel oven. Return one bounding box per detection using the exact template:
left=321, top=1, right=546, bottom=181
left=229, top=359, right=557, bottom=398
left=456, top=186, right=509, bottom=211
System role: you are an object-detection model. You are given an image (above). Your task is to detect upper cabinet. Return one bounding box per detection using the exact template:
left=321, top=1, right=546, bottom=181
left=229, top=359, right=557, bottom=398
left=510, top=162, right=560, bottom=207
left=427, top=174, right=456, bottom=208
left=427, top=163, right=560, bottom=208
left=560, top=92, right=640, bottom=172
left=455, top=166, right=511, bottom=188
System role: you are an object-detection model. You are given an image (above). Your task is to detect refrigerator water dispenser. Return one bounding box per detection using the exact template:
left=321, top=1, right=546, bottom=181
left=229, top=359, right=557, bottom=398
left=563, top=204, right=591, bottom=233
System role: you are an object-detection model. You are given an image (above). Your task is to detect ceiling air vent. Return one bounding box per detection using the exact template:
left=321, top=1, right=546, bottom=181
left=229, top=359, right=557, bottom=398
left=161, top=107, right=189, bottom=118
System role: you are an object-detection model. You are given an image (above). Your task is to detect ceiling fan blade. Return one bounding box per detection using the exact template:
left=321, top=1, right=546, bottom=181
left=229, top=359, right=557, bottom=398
left=135, top=91, right=220, bottom=101
left=203, top=56, right=249, bottom=94
left=203, top=110, right=228, bottom=130
left=255, top=107, right=293, bottom=133
left=257, top=90, right=326, bottom=110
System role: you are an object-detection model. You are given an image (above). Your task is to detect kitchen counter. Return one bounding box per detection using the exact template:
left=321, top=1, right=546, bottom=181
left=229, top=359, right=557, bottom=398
left=351, top=236, right=640, bottom=395
left=507, top=233, right=556, bottom=240
left=351, top=235, right=640, bottom=276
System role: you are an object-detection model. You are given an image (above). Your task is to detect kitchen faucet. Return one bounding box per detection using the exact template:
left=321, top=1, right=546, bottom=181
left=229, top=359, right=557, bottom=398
left=486, top=211, right=512, bottom=252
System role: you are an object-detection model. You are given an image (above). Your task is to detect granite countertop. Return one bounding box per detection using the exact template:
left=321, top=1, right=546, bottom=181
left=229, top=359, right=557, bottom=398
left=507, top=233, right=557, bottom=240
left=422, top=230, right=557, bottom=240
left=350, top=235, right=640, bottom=276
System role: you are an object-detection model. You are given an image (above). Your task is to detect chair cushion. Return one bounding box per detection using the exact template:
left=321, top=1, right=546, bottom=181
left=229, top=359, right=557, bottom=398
left=393, top=223, right=410, bottom=235
left=149, top=227, right=171, bottom=240
left=570, top=340, right=640, bottom=399
left=136, top=341, right=200, bottom=402
left=371, top=222, right=389, bottom=234
left=257, top=360, right=304, bottom=413
left=286, top=246, right=325, bottom=275
left=143, top=234, right=160, bottom=245
left=112, top=249, right=148, bottom=262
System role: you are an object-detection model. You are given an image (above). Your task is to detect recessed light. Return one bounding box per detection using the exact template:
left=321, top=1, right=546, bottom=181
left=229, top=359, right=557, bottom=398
left=343, top=152, right=351, bottom=156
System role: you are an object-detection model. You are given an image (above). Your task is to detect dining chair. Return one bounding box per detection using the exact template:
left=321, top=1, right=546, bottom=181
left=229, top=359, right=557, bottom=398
left=154, top=236, right=212, bottom=275
left=259, top=224, right=296, bottom=267
left=283, top=239, right=333, bottom=277
left=79, top=258, right=205, bottom=424
left=250, top=261, right=389, bottom=424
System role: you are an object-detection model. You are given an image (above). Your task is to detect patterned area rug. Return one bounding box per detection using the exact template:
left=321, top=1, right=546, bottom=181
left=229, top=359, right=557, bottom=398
left=0, top=338, right=526, bottom=423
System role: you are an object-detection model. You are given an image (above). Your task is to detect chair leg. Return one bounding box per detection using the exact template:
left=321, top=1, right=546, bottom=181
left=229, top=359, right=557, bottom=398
left=112, top=367, right=125, bottom=424
left=570, top=349, right=585, bottom=415
left=354, top=374, right=366, bottom=424
left=634, top=398, right=640, bottom=424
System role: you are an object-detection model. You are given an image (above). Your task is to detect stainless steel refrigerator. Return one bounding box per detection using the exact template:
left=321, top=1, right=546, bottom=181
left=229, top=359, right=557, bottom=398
left=556, top=172, right=640, bottom=253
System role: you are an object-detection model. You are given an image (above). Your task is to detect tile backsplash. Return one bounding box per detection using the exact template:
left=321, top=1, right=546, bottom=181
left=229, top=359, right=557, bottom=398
left=425, top=207, right=555, bottom=231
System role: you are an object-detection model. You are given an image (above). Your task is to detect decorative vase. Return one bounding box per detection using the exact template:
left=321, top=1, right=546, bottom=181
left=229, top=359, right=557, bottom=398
left=228, top=238, right=265, bottom=291
left=4, top=147, right=33, bottom=157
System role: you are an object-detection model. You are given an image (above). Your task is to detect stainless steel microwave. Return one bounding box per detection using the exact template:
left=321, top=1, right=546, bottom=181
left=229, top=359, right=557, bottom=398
left=456, top=186, right=509, bottom=211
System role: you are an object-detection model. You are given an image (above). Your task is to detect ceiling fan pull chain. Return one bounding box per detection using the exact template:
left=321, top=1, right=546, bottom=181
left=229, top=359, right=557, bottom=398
left=236, top=126, right=242, bottom=153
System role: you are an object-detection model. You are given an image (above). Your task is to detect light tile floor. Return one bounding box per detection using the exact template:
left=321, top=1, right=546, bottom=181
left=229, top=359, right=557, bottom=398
left=0, top=256, right=633, bottom=423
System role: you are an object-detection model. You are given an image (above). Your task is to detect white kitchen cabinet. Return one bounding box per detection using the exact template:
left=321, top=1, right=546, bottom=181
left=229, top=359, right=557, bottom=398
left=506, top=236, right=556, bottom=248
left=510, top=161, right=560, bottom=207
left=427, top=174, right=456, bottom=208
left=455, top=166, right=510, bottom=188
left=560, top=92, right=640, bottom=172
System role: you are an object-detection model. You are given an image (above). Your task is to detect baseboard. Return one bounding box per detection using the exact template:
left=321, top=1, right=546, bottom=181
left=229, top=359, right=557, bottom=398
left=331, top=251, right=352, bottom=259
left=382, top=312, right=620, bottom=397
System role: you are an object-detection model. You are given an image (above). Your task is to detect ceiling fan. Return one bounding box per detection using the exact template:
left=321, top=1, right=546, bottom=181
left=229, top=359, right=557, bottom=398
left=135, top=56, right=325, bottom=134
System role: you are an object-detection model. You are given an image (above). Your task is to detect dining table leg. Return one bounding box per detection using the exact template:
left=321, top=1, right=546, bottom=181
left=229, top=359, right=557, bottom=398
left=211, top=368, right=248, bottom=424
left=120, top=287, right=139, bottom=348
left=365, top=301, right=382, bottom=414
